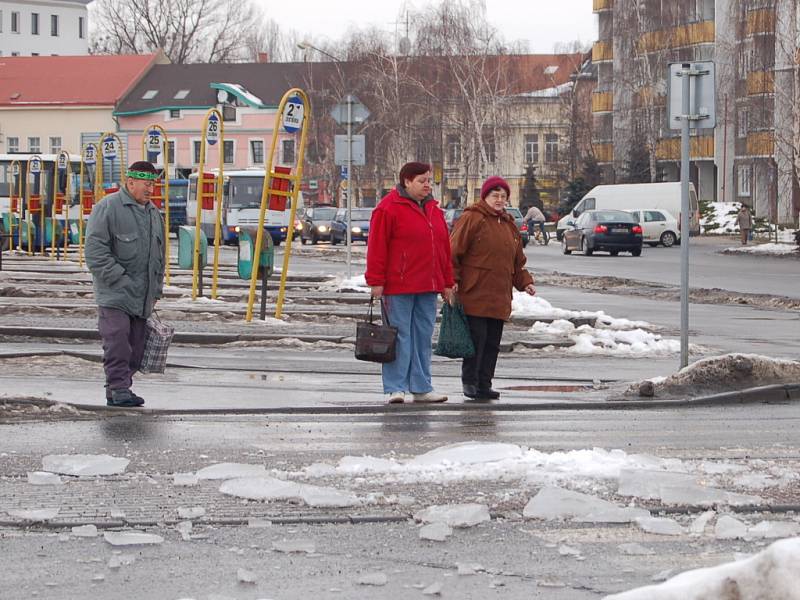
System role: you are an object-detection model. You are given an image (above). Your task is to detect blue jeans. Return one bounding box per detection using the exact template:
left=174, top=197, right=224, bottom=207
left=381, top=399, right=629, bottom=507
left=381, top=293, right=437, bottom=394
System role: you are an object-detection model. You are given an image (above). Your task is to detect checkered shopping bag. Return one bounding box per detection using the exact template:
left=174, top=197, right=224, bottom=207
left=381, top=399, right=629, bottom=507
left=139, top=312, right=175, bottom=374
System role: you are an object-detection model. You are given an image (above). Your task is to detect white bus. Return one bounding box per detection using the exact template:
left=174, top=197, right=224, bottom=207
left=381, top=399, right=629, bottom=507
left=185, top=169, right=301, bottom=246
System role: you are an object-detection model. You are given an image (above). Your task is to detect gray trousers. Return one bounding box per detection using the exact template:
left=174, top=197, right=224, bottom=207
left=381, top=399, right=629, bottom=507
left=98, top=306, right=147, bottom=391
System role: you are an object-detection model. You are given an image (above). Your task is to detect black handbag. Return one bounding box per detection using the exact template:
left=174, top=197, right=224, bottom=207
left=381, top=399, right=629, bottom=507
left=355, top=297, right=398, bottom=363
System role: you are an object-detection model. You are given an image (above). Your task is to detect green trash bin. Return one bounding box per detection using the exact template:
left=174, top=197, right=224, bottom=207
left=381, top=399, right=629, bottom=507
left=19, top=220, right=37, bottom=247
left=178, top=225, right=208, bottom=270
left=44, top=219, right=64, bottom=246
left=67, top=220, right=81, bottom=244
left=237, top=229, right=274, bottom=280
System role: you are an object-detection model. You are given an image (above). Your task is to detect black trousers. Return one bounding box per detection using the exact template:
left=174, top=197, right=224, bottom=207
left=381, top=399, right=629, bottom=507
left=98, top=306, right=147, bottom=391
left=461, top=315, right=505, bottom=390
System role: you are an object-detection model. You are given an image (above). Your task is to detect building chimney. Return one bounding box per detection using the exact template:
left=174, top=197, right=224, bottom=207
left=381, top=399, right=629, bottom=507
left=257, top=52, right=269, bottom=63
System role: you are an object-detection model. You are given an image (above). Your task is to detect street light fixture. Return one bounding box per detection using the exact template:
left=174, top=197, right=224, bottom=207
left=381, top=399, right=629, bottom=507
left=296, top=40, right=341, bottom=62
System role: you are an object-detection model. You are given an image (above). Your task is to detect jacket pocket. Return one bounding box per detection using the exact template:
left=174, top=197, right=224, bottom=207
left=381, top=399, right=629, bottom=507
left=114, top=232, right=139, bottom=261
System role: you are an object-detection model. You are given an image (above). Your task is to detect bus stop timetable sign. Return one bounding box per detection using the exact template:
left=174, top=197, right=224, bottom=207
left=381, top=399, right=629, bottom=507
left=282, top=95, right=304, bottom=134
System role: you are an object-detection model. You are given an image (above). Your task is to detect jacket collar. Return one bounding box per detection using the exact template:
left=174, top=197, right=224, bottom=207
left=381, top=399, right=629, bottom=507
left=120, top=187, right=155, bottom=210
left=395, top=184, right=434, bottom=208
left=466, top=200, right=514, bottom=223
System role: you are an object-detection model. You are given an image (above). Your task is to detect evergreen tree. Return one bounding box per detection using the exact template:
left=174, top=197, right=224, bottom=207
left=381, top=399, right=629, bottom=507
left=620, top=142, right=653, bottom=183
left=519, top=164, right=542, bottom=211
left=559, top=155, right=602, bottom=216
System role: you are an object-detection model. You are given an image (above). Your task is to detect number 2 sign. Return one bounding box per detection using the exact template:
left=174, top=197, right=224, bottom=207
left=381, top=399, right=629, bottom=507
left=282, top=95, right=304, bottom=134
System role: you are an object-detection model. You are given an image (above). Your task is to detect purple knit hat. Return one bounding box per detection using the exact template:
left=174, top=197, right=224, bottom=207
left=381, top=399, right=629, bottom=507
left=480, top=176, right=510, bottom=201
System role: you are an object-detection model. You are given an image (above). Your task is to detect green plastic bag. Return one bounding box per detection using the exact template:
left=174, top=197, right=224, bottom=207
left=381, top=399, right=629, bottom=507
left=435, top=302, right=475, bottom=359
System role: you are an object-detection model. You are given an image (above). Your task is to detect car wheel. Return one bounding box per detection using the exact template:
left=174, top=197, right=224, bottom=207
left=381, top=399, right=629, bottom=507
left=581, top=237, right=593, bottom=256
left=561, top=236, right=571, bottom=255
left=631, top=248, right=642, bottom=257
left=647, top=242, right=658, bottom=247
left=556, top=230, right=563, bottom=241
left=331, top=235, right=339, bottom=245
left=311, top=233, right=318, bottom=245
left=300, top=236, right=307, bottom=245
left=660, top=231, right=677, bottom=248
left=610, top=250, right=619, bottom=256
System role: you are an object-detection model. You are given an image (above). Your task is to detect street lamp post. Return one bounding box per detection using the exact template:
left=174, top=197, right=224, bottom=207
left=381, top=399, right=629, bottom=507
left=296, top=41, right=341, bottom=62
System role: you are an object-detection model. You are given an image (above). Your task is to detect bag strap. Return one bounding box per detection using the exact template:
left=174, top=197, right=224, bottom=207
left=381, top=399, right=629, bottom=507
left=380, top=297, right=391, bottom=328
left=367, top=297, right=392, bottom=327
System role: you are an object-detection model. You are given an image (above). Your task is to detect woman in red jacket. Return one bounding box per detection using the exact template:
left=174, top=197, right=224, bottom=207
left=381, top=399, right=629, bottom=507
left=366, top=162, right=455, bottom=404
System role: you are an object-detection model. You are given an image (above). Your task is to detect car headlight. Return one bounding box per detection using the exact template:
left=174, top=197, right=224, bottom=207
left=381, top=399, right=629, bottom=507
left=351, top=226, right=362, bottom=234
left=234, top=226, right=240, bottom=233
left=317, top=225, right=328, bottom=233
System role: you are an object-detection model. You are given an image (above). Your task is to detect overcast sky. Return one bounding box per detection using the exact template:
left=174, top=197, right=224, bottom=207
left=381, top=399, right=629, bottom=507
left=257, top=0, right=597, bottom=53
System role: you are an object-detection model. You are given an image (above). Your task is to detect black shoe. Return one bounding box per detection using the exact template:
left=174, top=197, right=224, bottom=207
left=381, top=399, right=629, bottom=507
left=462, top=384, right=479, bottom=399
left=477, top=388, right=500, bottom=400
left=107, top=388, right=145, bottom=407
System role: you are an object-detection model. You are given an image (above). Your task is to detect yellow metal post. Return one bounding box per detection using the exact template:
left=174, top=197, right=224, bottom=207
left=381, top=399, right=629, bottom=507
left=142, top=125, right=172, bottom=285
left=191, top=109, right=224, bottom=300
left=245, top=88, right=311, bottom=321
left=78, top=143, right=98, bottom=268
left=50, top=151, right=71, bottom=260
left=24, top=155, right=43, bottom=256
left=9, top=160, right=21, bottom=253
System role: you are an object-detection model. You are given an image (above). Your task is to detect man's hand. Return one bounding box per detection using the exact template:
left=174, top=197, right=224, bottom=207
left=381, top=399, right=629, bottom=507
left=524, top=283, right=535, bottom=296
left=371, top=286, right=384, bottom=299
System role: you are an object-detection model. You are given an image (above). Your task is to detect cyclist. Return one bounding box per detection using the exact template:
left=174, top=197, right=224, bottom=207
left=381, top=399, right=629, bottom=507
left=523, top=205, right=548, bottom=244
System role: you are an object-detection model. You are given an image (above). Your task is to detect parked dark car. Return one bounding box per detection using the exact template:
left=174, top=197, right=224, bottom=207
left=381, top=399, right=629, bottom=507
left=300, top=206, right=337, bottom=244
left=561, top=209, right=643, bottom=256
left=330, top=208, right=373, bottom=244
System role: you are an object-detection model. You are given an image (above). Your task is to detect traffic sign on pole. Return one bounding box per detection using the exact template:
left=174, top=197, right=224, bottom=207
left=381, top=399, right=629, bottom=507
left=83, top=144, right=97, bottom=165
left=147, top=129, right=163, bottom=154
left=282, top=95, right=304, bottom=133
left=206, top=113, right=220, bottom=146
left=30, top=157, right=41, bottom=174
left=667, top=61, right=715, bottom=130
left=330, top=95, right=370, bottom=125
left=102, top=136, right=118, bottom=159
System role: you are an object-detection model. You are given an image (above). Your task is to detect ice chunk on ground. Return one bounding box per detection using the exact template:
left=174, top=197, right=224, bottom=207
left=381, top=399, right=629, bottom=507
left=558, top=544, right=582, bottom=556
left=423, top=582, right=443, bottom=595
left=219, top=477, right=360, bottom=508
left=357, top=572, right=388, bottom=586
left=457, top=563, right=484, bottom=576
left=336, top=456, right=397, bottom=474
left=523, top=486, right=649, bottom=523
left=618, top=468, right=762, bottom=507
left=635, top=516, right=684, bottom=536
left=27, top=471, right=63, bottom=485
left=604, top=536, right=800, bottom=599
left=195, top=463, right=267, bottom=480
left=689, top=511, right=716, bottom=535
left=272, top=539, right=316, bottom=554
left=714, top=515, right=749, bottom=540
left=410, top=442, right=524, bottom=466
left=173, top=473, right=199, bottom=487
left=42, top=454, right=129, bottom=476
left=176, top=521, right=192, bottom=541
left=6, top=508, right=59, bottom=521
left=748, top=520, right=800, bottom=539
left=237, top=568, right=257, bottom=584
left=419, top=522, right=452, bottom=541
left=71, top=524, right=98, bottom=538
left=103, top=531, right=164, bottom=546
left=177, top=506, right=205, bottom=519
left=618, top=543, right=655, bottom=556
left=107, top=554, right=136, bottom=569
left=304, top=462, right=337, bottom=477
left=414, top=503, right=490, bottom=528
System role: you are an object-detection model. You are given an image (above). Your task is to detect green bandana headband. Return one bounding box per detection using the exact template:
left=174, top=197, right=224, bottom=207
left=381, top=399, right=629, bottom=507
left=126, top=170, right=158, bottom=180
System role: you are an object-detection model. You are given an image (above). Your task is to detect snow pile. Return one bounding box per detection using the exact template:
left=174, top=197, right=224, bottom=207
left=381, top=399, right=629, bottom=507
left=701, top=202, right=740, bottom=234
left=626, top=353, right=800, bottom=398
left=605, top=537, right=800, bottom=599
left=219, top=476, right=361, bottom=508
left=42, top=454, right=129, bottom=476
left=336, top=274, right=370, bottom=293
left=726, top=242, right=798, bottom=256
left=531, top=319, right=680, bottom=357
left=513, top=292, right=652, bottom=328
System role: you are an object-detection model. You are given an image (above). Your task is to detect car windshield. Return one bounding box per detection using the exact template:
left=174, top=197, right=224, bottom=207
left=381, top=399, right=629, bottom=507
left=312, top=207, right=337, bottom=220
left=229, top=177, right=264, bottom=209
left=340, top=209, right=372, bottom=221
left=169, top=186, right=187, bottom=202
left=592, top=210, right=636, bottom=223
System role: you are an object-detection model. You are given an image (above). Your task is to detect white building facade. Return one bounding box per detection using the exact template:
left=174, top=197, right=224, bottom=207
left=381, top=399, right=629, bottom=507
left=0, top=0, right=90, bottom=57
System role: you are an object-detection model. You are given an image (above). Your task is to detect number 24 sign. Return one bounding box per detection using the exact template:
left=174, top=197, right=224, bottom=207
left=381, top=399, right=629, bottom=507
left=102, top=137, right=118, bottom=159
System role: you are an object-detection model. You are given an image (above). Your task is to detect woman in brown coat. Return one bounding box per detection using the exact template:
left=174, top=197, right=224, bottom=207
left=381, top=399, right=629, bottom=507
left=450, top=176, right=535, bottom=399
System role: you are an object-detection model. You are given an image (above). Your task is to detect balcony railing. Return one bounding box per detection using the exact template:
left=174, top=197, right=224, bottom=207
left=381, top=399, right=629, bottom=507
left=746, top=9, right=775, bottom=36
left=655, top=135, right=714, bottom=160
left=592, top=41, right=613, bottom=63
left=638, top=20, right=715, bottom=53
left=592, top=142, right=613, bottom=163
left=591, top=91, right=613, bottom=113
left=746, top=71, right=775, bottom=95
left=746, top=132, right=775, bottom=156
left=593, top=0, right=613, bottom=11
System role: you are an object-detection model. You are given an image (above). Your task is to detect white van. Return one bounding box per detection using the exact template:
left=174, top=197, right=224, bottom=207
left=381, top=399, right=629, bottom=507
left=556, top=182, right=700, bottom=241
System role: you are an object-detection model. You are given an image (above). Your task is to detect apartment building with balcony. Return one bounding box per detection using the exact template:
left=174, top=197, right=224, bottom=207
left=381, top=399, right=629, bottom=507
left=591, top=0, right=799, bottom=225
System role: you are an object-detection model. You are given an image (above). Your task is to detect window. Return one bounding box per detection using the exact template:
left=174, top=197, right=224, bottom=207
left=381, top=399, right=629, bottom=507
left=28, top=137, right=41, bottom=153
left=49, top=136, right=61, bottom=154
left=8, top=137, right=19, bottom=153
left=483, top=134, right=495, bottom=163
left=173, top=90, right=190, bottom=100
left=250, top=140, right=264, bottom=164
left=169, top=109, right=181, bottom=119
left=447, top=135, right=461, bottom=164
left=222, top=105, right=236, bottom=122
left=223, top=140, right=234, bottom=164
left=142, top=90, right=158, bottom=100
left=545, top=134, right=559, bottom=163
left=31, top=13, right=39, bottom=35
left=737, top=165, right=751, bottom=197
left=166, top=141, right=175, bottom=164
left=78, top=16, right=84, bottom=39
left=737, top=108, right=748, bottom=138
left=11, top=11, right=19, bottom=33
left=281, top=139, right=295, bottom=164
left=50, top=14, right=59, bottom=36
left=524, top=134, right=539, bottom=164
left=644, top=210, right=666, bottom=222
left=193, top=141, right=202, bottom=164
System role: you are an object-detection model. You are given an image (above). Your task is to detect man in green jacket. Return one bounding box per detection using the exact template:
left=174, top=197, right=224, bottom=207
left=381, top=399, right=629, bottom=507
left=85, top=161, right=165, bottom=407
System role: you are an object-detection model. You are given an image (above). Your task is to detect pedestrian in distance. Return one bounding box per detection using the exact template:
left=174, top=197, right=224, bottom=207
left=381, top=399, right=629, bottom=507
left=523, top=204, right=548, bottom=244
left=366, top=162, right=455, bottom=404
left=450, top=176, right=535, bottom=400
left=85, top=161, right=165, bottom=407
left=737, top=203, right=754, bottom=245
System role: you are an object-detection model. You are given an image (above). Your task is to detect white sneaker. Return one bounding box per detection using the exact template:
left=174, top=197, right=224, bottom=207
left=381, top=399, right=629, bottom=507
left=412, top=391, right=448, bottom=403
left=386, top=392, right=405, bottom=404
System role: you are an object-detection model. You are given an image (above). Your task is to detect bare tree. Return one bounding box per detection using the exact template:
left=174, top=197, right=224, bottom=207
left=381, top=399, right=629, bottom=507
left=90, top=0, right=260, bottom=63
